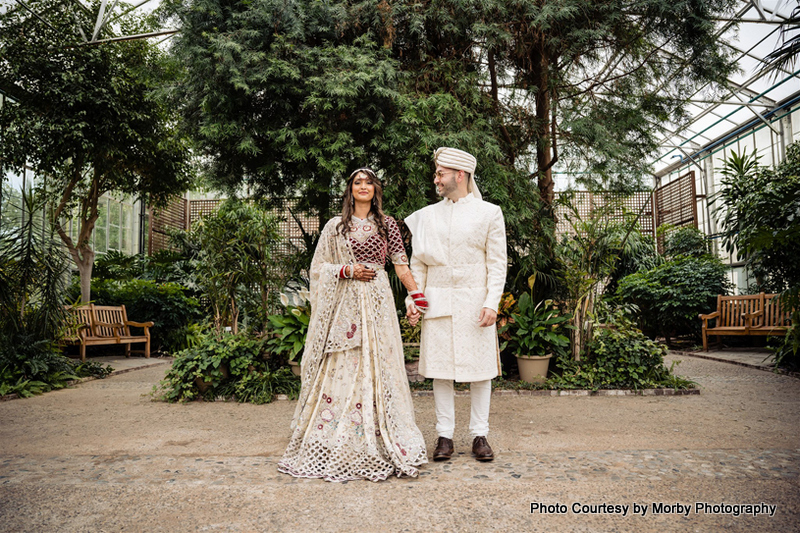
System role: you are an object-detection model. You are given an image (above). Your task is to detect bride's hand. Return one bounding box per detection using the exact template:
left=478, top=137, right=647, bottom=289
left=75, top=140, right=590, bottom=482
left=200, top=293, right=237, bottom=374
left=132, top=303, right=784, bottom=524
left=352, top=264, right=376, bottom=282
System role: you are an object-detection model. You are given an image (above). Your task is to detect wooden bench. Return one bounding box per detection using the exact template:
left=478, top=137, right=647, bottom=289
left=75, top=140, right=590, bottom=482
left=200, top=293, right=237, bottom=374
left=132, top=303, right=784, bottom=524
left=699, top=293, right=792, bottom=351
left=61, top=304, right=154, bottom=361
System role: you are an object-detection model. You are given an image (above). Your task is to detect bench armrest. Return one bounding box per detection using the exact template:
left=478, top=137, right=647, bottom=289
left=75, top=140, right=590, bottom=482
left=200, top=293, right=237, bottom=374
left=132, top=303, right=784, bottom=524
left=94, top=321, right=125, bottom=329
left=744, top=309, right=764, bottom=329
left=699, top=310, right=719, bottom=330
left=125, top=320, right=154, bottom=328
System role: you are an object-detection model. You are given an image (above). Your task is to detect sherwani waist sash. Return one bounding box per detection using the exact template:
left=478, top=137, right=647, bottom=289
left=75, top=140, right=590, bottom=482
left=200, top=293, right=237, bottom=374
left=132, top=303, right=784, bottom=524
left=424, top=265, right=487, bottom=319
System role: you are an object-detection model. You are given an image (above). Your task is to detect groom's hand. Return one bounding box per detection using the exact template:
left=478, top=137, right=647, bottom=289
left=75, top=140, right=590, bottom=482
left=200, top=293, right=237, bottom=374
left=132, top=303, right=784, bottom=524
left=407, top=303, right=420, bottom=327
left=478, top=307, right=497, bottom=327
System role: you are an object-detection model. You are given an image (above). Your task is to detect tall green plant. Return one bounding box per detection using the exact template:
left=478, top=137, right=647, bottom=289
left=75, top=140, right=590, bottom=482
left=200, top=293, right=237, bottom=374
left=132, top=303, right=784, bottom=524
left=556, top=195, right=644, bottom=359
left=0, top=190, right=78, bottom=395
left=190, top=199, right=284, bottom=333
left=0, top=190, right=70, bottom=343
left=715, top=143, right=800, bottom=367
left=715, top=144, right=800, bottom=298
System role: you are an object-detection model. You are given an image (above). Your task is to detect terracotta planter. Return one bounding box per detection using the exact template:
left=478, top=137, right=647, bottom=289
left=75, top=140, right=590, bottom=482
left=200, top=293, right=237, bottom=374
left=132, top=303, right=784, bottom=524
left=516, top=354, right=553, bottom=384
left=289, top=361, right=301, bottom=377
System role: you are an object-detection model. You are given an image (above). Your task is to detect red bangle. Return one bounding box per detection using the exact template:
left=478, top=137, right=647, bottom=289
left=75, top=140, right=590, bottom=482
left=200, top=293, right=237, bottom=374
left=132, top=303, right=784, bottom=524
left=339, top=266, right=349, bottom=279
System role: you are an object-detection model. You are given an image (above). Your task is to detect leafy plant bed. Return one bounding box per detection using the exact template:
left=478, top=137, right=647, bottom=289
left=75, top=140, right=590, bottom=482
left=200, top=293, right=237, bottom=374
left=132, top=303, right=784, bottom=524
left=408, top=377, right=698, bottom=394
left=151, top=332, right=301, bottom=404
left=1, top=357, right=114, bottom=400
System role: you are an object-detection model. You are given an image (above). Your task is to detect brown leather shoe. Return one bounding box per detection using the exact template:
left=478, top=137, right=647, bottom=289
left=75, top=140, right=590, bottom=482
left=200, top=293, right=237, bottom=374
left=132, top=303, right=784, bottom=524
left=432, top=437, right=454, bottom=461
left=472, top=436, right=494, bottom=462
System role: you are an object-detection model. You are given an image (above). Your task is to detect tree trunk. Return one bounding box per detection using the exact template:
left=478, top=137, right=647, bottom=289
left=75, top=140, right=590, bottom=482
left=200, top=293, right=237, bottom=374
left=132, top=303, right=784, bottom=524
left=75, top=249, right=94, bottom=304
left=533, top=42, right=555, bottom=208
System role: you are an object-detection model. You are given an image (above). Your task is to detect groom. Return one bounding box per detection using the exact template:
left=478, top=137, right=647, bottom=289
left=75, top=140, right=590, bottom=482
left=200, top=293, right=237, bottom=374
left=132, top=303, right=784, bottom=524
left=405, top=147, right=507, bottom=462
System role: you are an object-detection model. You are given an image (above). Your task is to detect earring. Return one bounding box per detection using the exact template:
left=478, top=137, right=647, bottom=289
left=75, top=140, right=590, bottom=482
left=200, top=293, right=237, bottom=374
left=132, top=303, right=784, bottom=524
left=350, top=196, right=354, bottom=206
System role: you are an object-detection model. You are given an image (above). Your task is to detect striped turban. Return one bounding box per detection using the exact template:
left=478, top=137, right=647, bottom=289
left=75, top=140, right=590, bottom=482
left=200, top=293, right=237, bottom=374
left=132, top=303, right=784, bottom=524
left=433, top=147, right=481, bottom=200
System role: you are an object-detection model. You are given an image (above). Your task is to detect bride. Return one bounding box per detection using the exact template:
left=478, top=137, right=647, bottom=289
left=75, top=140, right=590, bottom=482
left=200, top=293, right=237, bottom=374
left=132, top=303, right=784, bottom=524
left=278, top=167, right=429, bottom=482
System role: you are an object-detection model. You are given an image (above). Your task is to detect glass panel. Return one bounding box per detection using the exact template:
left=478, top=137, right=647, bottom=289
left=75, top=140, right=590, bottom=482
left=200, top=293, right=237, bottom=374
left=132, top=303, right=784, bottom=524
left=109, top=225, right=120, bottom=250
left=96, top=198, right=108, bottom=229
left=94, top=226, right=107, bottom=254
left=109, top=199, right=120, bottom=227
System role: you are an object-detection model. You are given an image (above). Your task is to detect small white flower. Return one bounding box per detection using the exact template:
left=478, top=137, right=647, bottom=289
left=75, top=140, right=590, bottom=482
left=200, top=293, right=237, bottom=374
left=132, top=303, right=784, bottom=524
left=280, top=293, right=289, bottom=307
left=291, top=308, right=302, bottom=317
left=298, top=288, right=311, bottom=304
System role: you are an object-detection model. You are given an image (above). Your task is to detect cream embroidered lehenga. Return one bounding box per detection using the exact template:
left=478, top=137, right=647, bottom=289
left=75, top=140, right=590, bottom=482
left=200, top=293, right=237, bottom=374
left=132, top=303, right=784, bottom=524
left=277, top=215, right=427, bottom=482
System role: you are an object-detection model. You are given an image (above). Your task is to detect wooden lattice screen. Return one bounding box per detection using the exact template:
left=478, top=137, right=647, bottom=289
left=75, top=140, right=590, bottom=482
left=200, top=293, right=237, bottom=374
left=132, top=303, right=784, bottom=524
left=149, top=198, right=188, bottom=254
left=149, top=196, right=326, bottom=257
left=188, top=199, right=222, bottom=228
left=653, top=171, right=698, bottom=253
left=553, top=191, right=655, bottom=239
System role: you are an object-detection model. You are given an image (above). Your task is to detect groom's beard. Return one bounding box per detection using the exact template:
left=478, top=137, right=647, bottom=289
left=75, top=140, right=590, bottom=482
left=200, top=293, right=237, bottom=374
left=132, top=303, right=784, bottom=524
left=436, top=180, right=457, bottom=198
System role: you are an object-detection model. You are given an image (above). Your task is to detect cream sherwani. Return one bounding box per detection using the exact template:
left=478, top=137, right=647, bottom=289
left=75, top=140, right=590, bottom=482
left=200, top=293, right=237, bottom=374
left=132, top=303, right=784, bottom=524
left=405, top=193, right=507, bottom=382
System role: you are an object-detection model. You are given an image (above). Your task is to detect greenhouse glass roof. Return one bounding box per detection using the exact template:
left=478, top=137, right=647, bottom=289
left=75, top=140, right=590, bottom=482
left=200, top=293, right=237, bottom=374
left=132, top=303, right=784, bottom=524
left=650, top=0, right=799, bottom=175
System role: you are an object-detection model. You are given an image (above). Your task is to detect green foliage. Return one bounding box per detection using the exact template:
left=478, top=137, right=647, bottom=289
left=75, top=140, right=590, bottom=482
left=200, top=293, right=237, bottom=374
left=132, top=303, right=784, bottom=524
left=714, top=143, right=800, bottom=367
left=68, top=279, right=202, bottom=354
left=548, top=310, right=695, bottom=391
left=93, top=250, right=197, bottom=289
left=0, top=191, right=70, bottom=342
left=616, top=255, right=733, bottom=341
left=0, top=190, right=88, bottom=397
left=0, top=333, right=76, bottom=397
left=499, top=294, right=573, bottom=357
left=664, top=226, right=709, bottom=259
left=399, top=315, right=421, bottom=344
left=153, top=332, right=300, bottom=403
left=0, top=0, right=193, bottom=302
left=715, top=143, right=800, bottom=297
left=0, top=330, right=112, bottom=398
left=186, top=199, right=285, bottom=333
left=264, top=291, right=311, bottom=363
left=768, top=310, right=800, bottom=371
left=163, top=0, right=736, bottom=286
left=72, top=360, right=115, bottom=379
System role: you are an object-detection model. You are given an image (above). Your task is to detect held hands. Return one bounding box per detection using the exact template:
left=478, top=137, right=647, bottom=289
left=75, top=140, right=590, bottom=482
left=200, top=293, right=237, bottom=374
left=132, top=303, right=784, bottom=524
left=408, top=302, right=496, bottom=327
left=478, top=307, right=497, bottom=327
left=406, top=303, right=420, bottom=327
left=406, top=290, right=428, bottom=327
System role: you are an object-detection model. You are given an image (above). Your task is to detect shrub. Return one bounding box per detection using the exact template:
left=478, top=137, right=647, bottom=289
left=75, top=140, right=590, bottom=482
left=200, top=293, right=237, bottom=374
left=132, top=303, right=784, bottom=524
left=548, top=311, right=695, bottom=391
left=616, top=254, right=732, bottom=342
left=663, top=226, right=708, bottom=258
left=0, top=332, right=113, bottom=397
left=153, top=332, right=300, bottom=403
left=69, top=279, right=202, bottom=353
left=264, top=290, right=311, bottom=364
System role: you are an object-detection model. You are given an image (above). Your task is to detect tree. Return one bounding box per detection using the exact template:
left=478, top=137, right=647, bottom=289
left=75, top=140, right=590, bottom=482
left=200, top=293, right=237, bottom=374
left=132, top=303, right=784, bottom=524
left=482, top=0, right=739, bottom=206
left=183, top=199, right=284, bottom=334
left=165, top=0, right=737, bottom=198
left=0, top=0, right=192, bottom=302
left=715, top=142, right=800, bottom=300
left=163, top=0, right=739, bottom=295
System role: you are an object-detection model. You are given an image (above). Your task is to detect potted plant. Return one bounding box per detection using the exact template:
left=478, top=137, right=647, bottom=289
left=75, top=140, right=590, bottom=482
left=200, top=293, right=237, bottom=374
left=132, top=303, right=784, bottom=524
left=266, top=290, right=311, bottom=376
left=499, top=294, right=573, bottom=384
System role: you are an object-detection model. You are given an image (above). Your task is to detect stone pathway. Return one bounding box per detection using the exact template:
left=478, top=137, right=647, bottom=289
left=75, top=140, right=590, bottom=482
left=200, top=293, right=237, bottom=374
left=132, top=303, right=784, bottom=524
left=2, top=448, right=798, bottom=486
left=0, top=351, right=798, bottom=532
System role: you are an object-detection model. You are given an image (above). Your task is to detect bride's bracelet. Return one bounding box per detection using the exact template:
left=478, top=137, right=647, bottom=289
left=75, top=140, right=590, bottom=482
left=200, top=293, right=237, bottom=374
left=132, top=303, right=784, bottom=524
left=338, top=265, right=353, bottom=279
left=409, top=290, right=428, bottom=313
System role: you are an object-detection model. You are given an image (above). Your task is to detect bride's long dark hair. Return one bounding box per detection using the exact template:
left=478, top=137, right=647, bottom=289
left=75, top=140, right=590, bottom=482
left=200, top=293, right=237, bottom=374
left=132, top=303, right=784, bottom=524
left=337, top=167, right=389, bottom=243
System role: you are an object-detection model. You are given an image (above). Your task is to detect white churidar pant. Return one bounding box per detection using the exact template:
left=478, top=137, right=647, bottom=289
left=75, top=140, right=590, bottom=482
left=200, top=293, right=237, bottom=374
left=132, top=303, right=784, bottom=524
left=432, top=379, right=492, bottom=439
